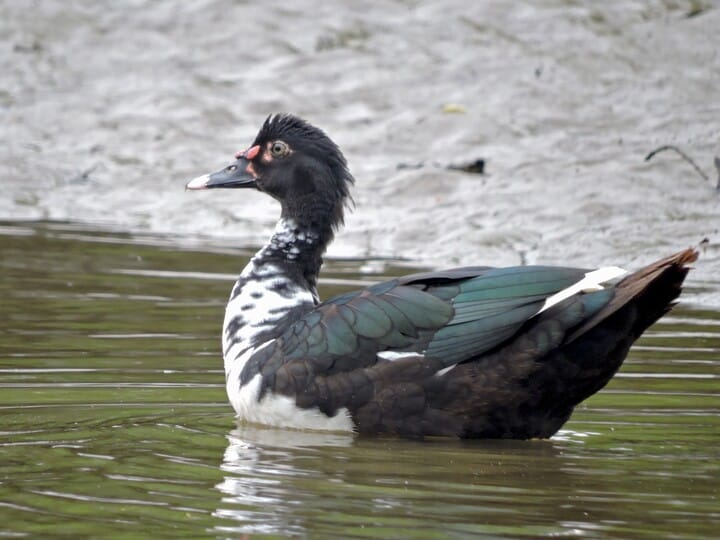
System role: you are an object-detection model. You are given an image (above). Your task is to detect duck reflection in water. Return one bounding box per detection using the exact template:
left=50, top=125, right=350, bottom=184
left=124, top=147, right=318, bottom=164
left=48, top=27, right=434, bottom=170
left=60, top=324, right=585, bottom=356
left=212, top=424, right=623, bottom=537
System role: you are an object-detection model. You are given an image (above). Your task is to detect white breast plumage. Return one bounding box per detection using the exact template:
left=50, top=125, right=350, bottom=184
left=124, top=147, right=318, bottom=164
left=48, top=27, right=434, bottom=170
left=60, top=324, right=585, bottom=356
left=222, top=263, right=313, bottom=374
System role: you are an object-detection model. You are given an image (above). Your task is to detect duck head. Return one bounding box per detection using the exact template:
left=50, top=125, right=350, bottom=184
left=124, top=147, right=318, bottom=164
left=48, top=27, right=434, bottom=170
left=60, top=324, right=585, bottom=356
left=187, top=114, right=354, bottom=231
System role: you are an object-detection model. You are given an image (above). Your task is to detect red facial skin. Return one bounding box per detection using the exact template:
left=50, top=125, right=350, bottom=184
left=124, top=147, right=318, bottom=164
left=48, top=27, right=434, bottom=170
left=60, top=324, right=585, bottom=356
left=235, top=145, right=261, bottom=177
left=235, top=145, right=260, bottom=160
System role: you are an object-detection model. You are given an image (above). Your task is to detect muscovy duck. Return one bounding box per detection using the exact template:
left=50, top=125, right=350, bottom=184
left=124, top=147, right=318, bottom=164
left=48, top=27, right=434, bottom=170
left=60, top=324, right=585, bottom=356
left=186, top=114, right=697, bottom=439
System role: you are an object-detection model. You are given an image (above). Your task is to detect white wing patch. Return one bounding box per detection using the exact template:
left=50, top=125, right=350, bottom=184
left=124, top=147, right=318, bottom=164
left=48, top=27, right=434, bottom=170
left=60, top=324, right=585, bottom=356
left=538, top=266, right=628, bottom=315
left=377, top=351, right=424, bottom=361
left=377, top=351, right=455, bottom=378
left=435, top=364, right=456, bottom=377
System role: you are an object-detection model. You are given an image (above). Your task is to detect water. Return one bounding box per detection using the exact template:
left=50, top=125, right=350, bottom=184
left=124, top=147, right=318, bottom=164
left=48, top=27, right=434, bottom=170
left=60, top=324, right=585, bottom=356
left=1, top=222, right=718, bottom=539
left=2, top=1, right=720, bottom=536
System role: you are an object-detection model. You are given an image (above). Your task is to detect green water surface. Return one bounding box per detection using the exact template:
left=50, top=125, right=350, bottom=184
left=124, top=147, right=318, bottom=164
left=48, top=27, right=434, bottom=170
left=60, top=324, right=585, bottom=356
left=0, top=222, right=718, bottom=539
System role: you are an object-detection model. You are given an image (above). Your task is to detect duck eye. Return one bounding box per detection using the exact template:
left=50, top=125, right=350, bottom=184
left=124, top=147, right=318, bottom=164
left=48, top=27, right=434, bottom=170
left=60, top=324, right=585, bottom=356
left=270, top=141, right=289, bottom=158
left=227, top=165, right=237, bottom=172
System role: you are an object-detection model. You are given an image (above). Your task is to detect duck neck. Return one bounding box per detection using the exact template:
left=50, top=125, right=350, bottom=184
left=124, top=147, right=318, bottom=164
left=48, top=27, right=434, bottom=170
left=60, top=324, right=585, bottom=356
left=222, top=186, right=346, bottom=369
left=251, top=214, right=332, bottom=297
left=222, top=214, right=334, bottom=369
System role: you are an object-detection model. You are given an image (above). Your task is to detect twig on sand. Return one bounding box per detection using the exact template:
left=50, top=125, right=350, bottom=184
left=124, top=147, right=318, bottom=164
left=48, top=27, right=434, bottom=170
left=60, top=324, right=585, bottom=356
left=645, top=145, right=720, bottom=191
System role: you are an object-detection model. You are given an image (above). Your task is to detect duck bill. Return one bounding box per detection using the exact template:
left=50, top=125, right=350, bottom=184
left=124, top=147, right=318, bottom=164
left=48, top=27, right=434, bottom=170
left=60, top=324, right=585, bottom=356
left=186, top=158, right=257, bottom=190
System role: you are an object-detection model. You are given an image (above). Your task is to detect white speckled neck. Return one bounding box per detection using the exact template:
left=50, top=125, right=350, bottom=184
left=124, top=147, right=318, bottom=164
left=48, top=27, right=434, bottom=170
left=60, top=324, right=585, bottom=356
left=259, top=218, right=319, bottom=261
left=221, top=218, right=320, bottom=377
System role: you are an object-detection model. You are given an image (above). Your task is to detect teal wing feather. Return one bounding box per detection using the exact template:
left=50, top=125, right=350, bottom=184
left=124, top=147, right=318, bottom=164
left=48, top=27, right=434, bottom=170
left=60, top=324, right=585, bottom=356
left=418, top=266, right=590, bottom=361
left=240, top=266, right=617, bottom=400
left=283, top=281, right=454, bottom=360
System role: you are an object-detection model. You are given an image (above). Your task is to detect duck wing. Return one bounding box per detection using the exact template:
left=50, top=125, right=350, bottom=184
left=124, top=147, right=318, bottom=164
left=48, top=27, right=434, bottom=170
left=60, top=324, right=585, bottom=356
left=239, top=265, right=615, bottom=407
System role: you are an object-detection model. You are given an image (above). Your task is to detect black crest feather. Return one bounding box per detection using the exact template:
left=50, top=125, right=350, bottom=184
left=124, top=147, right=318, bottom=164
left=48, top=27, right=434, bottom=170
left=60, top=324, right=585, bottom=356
left=255, top=114, right=355, bottom=229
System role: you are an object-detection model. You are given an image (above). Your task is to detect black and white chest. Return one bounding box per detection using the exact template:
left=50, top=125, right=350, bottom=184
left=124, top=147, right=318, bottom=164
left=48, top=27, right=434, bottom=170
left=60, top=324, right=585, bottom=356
left=220, top=219, right=355, bottom=430
left=222, top=219, right=317, bottom=367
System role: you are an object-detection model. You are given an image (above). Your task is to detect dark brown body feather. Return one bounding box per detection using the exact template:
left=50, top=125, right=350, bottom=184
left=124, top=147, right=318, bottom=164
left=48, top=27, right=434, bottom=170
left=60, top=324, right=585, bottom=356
left=347, top=249, right=697, bottom=438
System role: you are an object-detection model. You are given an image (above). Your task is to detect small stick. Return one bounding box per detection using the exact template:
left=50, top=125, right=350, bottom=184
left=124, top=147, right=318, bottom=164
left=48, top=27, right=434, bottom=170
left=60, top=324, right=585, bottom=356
left=645, top=145, right=719, bottom=190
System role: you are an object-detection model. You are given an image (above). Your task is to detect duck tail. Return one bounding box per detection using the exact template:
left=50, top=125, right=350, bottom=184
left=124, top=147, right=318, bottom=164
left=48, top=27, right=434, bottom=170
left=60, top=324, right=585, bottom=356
left=566, top=247, right=698, bottom=343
